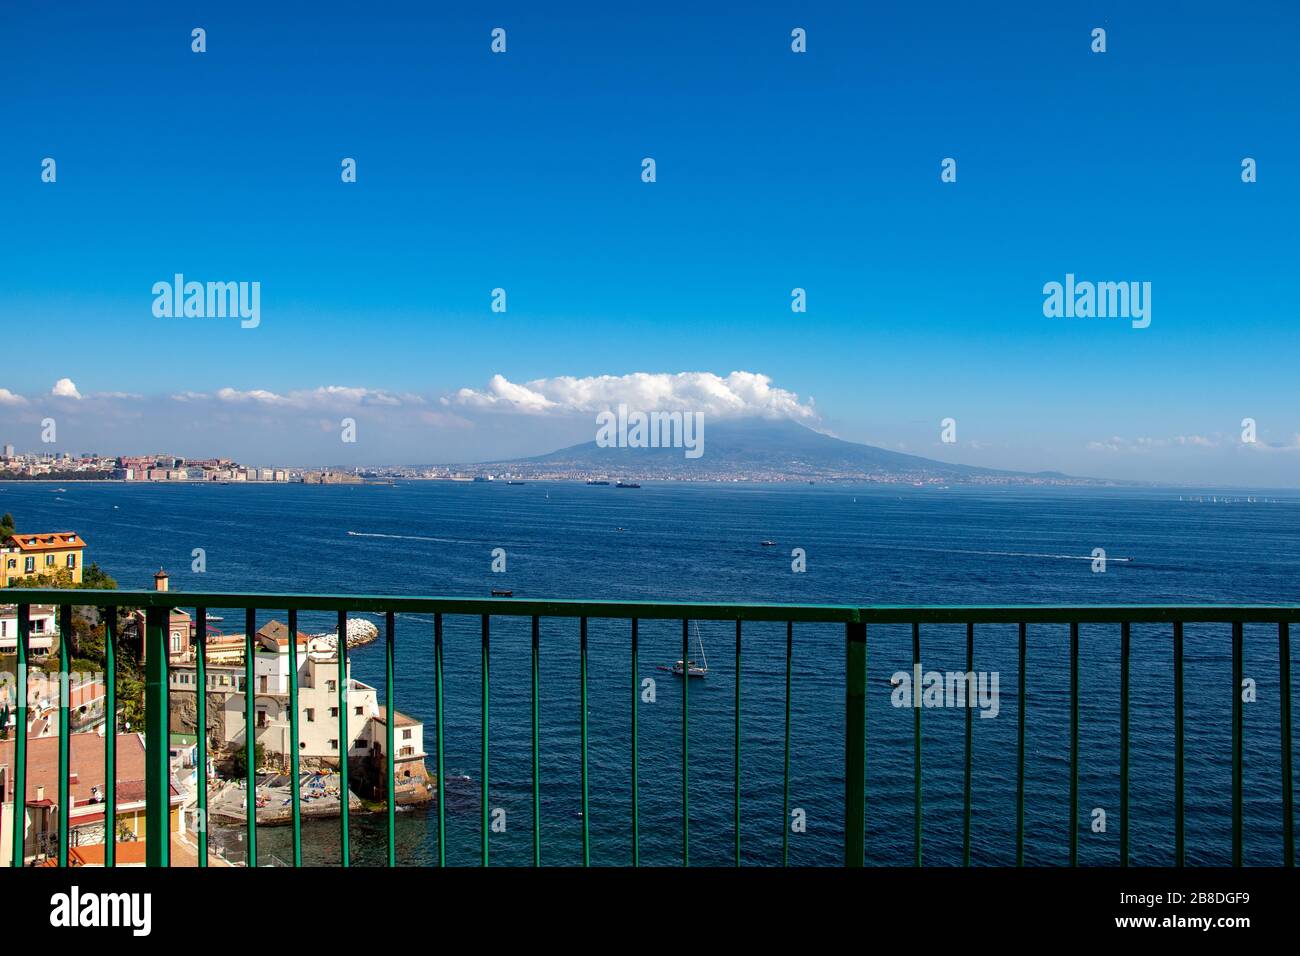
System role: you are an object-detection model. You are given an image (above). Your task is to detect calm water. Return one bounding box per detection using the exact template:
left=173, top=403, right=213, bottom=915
left=4, top=480, right=1299, bottom=866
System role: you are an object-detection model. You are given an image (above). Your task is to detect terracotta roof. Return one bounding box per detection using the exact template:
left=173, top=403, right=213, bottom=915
left=55, top=680, right=107, bottom=710
left=0, top=733, right=180, bottom=806
left=7, top=532, right=86, bottom=552
left=375, top=707, right=420, bottom=728
left=257, top=620, right=310, bottom=646
left=40, top=842, right=150, bottom=867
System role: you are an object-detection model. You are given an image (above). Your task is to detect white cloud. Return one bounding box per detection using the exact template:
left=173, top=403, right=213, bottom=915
left=445, top=371, right=817, bottom=420
left=1088, top=434, right=1223, bottom=453
left=52, top=378, right=81, bottom=399
left=204, top=386, right=407, bottom=409
left=0, top=388, right=27, bottom=406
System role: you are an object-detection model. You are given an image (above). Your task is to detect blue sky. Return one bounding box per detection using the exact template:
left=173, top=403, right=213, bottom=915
left=2, top=1, right=1297, bottom=484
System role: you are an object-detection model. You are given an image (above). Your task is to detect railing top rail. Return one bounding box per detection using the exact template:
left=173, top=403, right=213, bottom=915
left=5, top=589, right=1300, bottom=624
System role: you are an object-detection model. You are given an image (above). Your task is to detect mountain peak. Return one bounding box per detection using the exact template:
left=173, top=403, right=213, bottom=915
left=472, top=415, right=1097, bottom=484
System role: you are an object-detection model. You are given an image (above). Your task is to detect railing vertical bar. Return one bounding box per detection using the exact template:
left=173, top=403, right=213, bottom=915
left=481, top=613, right=490, bottom=867
left=58, top=603, right=72, bottom=866
left=580, top=616, right=590, bottom=866
left=144, top=608, right=170, bottom=868
left=144, top=605, right=169, bottom=867
left=782, top=620, right=792, bottom=867
left=434, top=612, right=444, bottom=868
left=1232, top=620, right=1243, bottom=867
left=1016, top=621, right=1026, bottom=867
left=337, top=610, right=350, bottom=867
left=963, top=621, right=973, bottom=867
left=244, top=607, right=257, bottom=867
left=844, top=621, right=866, bottom=867
left=1281, top=622, right=1294, bottom=868
left=195, top=606, right=208, bottom=867
left=912, top=621, right=921, bottom=866
left=10, top=605, right=29, bottom=867
left=734, top=619, right=741, bottom=867
left=287, top=608, right=302, bottom=867
left=1120, top=621, right=1130, bottom=867
left=1069, top=621, right=1079, bottom=867
left=681, top=617, right=689, bottom=867
left=385, top=610, right=396, bottom=868
left=1174, top=621, right=1184, bottom=866
left=103, top=606, right=117, bottom=869
left=631, top=618, right=639, bottom=867
left=531, top=615, right=540, bottom=867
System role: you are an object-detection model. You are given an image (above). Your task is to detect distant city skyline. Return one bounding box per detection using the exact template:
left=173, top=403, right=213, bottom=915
left=3, top=2, right=1297, bottom=485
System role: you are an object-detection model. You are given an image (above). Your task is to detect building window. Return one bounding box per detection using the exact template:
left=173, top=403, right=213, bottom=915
left=257, top=710, right=267, bottom=728
left=326, top=680, right=336, bottom=692
left=402, top=729, right=412, bottom=740
left=45, top=554, right=55, bottom=567
left=354, top=706, right=362, bottom=716
left=328, top=739, right=339, bottom=751
left=399, top=746, right=414, bottom=757
left=25, top=557, right=34, bottom=573
left=66, top=554, right=76, bottom=569
left=329, top=707, right=338, bottom=718
left=305, top=708, right=315, bottom=722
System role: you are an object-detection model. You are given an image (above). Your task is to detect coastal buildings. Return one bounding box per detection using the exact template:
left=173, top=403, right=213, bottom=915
left=168, top=620, right=431, bottom=802
left=0, top=532, right=86, bottom=586
left=0, top=604, right=57, bottom=657
left=0, top=733, right=185, bottom=866
left=0, top=446, right=304, bottom=483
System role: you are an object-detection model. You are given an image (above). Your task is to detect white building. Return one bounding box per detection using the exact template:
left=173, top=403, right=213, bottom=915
left=168, top=622, right=428, bottom=786
left=0, top=604, right=57, bottom=658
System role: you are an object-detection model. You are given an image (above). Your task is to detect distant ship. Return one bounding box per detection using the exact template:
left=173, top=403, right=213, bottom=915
left=506, top=480, right=526, bottom=485
left=761, top=540, right=777, bottom=546
left=491, top=588, right=513, bottom=597
left=615, top=481, right=641, bottom=489
left=586, top=479, right=610, bottom=485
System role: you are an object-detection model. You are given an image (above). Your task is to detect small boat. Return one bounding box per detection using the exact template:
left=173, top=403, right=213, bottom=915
left=615, top=481, right=641, bottom=489
left=760, top=540, right=776, bottom=546
left=671, top=622, right=709, bottom=678
left=491, top=588, right=513, bottom=597
left=586, top=480, right=610, bottom=485
left=507, top=480, right=526, bottom=485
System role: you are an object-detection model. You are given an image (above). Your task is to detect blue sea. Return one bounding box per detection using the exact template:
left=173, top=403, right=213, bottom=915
left=4, top=480, right=1298, bottom=866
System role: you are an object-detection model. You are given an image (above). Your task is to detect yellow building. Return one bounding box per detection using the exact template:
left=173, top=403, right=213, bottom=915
left=1, top=532, right=87, bottom=587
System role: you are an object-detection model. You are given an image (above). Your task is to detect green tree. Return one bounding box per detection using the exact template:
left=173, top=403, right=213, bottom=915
left=229, top=742, right=267, bottom=778
left=78, top=562, right=117, bottom=590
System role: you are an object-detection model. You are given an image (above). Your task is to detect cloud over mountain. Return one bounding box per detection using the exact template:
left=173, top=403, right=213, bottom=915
left=445, top=371, right=817, bottom=420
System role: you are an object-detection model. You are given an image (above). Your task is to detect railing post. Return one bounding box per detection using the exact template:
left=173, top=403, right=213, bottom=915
left=58, top=604, right=72, bottom=866
left=10, top=605, right=30, bottom=867
left=144, top=605, right=170, bottom=867
left=845, top=620, right=866, bottom=866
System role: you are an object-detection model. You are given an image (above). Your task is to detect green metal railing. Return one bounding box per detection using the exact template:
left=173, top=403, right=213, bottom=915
left=3, top=591, right=1298, bottom=867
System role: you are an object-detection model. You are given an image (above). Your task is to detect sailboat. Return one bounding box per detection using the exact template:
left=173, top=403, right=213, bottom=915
left=671, top=621, right=709, bottom=678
